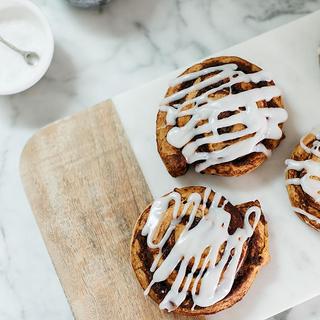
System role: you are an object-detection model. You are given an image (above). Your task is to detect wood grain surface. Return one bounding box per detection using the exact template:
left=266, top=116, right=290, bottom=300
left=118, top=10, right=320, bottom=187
left=20, top=101, right=202, bottom=320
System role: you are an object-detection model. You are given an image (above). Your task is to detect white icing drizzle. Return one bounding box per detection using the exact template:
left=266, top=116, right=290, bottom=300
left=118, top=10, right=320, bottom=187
left=292, top=207, right=320, bottom=225
left=142, top=187, right=261, bottom=311
left=299, top=127, right=320, bottom=158
left=285, top=127, right=320, bottom=223
left=160, top=63, right=288, bottom=172
left=285, top=159, right=320, bottom=203
left=285, top=128, right=320, bottom=203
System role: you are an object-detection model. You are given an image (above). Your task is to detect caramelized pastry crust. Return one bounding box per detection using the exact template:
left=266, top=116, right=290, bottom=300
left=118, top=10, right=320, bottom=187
left=156, top=56, right=287, bottom=177
left=285, top=129, right=320, bottom=230
left=131, top=186, right=269, bottom=315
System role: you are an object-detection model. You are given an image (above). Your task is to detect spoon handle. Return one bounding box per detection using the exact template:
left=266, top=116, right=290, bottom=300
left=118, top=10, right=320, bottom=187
left=0, top=35, right=25, bottom=55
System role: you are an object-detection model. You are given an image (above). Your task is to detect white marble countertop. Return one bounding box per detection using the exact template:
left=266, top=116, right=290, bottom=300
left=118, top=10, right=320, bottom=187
left=0, top=1, right=320, bottom=319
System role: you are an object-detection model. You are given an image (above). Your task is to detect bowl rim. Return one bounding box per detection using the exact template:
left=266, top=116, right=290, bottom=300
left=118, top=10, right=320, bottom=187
left=0, top=0, right=54, bottom=95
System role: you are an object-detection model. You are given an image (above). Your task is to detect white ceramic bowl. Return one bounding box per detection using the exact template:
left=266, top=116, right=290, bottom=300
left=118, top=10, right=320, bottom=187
left=0, top=0, right=54, bottom=95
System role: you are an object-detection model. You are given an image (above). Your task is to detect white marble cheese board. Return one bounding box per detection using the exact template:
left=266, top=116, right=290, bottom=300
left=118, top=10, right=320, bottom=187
left=113, top=11, right=320, bottom=320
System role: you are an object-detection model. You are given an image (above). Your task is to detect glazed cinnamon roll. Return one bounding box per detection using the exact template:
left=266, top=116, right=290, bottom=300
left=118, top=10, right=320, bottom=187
left=285, top=127, right=320, bottom=230
left=130, top=186, right=269, bottom=315
left=156, top=56, right=288, bottom=177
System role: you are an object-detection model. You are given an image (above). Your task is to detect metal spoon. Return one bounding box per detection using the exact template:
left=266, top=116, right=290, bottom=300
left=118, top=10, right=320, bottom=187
left=0, top=35, right=39, bottom=66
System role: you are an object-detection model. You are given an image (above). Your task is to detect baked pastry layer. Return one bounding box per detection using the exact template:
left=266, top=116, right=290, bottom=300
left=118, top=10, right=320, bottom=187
left=130, top=186, right=269, bottom=315
left=156, top=56, right=288, bottom=177
left=285, top=128, right=320, bottom=230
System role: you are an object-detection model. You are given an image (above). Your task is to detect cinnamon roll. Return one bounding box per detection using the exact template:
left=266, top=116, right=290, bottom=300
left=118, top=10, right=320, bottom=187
left=156, top=56, right=288, bottom=177
left=130, top=186, right=269, bottom=315
left=285, top=127, right=320, bottom=230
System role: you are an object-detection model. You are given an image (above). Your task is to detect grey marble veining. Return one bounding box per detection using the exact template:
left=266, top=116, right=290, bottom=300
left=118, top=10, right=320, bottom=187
left=0, top=0, right=320, bottom=319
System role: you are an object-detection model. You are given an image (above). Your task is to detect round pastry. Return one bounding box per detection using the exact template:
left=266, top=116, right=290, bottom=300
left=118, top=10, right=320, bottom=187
left=285, top=127, right=320, bottom=230
left=156, top=56, right=288, bottom=177
left=130, top=186, right=269, bottom=315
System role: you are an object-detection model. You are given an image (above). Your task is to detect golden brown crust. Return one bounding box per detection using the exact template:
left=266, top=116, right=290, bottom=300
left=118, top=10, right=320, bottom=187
left=156, top=56, right=286, bottom=177
left=130, top=186, right=270, bottom=315
left=285, top=132, right=320, bottom=231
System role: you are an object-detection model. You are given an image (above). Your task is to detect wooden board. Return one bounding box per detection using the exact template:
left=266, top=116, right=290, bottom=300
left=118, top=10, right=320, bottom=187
left=20, top=100, right=202, bottom=320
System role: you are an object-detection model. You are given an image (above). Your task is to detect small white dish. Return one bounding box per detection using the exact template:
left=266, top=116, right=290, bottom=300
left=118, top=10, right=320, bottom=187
left=0, top=0, right=54, bottom=95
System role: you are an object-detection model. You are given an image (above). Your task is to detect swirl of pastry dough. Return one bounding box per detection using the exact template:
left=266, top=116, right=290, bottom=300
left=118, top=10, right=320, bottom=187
left=156, top=56, right=288, bottom=177
left=285, top=127, right=320, bottom=230
left=131, top=186, right=269, bottom=315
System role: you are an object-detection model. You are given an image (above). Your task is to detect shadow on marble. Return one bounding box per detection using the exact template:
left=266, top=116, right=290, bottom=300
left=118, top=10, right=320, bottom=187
left=268, top=308, right=291, bottom=320
left=2, top=44, right=76, bottom=129
left=64, top=0, right=160, bottom=36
